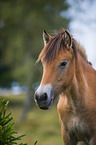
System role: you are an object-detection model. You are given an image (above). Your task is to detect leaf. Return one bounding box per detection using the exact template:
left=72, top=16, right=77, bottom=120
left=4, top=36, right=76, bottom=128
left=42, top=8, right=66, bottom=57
left=34, top=141, right=38, bottom=145
left=0, top=99, right=27, bottom=144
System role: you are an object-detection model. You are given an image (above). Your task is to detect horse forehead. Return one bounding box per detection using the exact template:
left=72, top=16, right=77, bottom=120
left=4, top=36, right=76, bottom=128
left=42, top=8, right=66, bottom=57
left=43, top=50, right=71, bottom=67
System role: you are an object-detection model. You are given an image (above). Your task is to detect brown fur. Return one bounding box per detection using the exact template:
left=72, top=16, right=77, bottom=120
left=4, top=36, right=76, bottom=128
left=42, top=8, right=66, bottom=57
left=36, top=29, right=96, bottom=145
left=37, top=29, right=89, bottom=65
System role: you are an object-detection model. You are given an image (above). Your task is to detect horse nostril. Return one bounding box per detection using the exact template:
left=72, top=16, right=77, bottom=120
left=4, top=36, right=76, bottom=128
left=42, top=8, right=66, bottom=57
left=34, top=92, right=48, bottom=103
left=34, top=93, right=39, bottom=101
left=43, top=93, right=48, bottom=100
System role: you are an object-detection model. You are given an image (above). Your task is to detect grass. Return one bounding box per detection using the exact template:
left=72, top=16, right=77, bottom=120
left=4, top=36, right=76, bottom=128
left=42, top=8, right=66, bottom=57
left=1, top=94, right=26, bottom=106
left=0, top=94, right=63, bottom=145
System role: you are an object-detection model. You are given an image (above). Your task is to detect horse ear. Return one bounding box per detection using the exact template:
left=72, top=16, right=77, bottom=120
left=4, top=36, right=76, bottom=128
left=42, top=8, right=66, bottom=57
left=64, top=30, right=72, bottom=49
left=43, top=30, right=52, bottom=46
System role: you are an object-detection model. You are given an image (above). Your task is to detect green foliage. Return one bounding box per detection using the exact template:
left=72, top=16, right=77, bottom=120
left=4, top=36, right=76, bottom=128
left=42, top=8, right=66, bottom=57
left=0, top=98, right=27, bottom=145
left=34, top=141, right=38, bottom=145
left=0, top=0, right=69, bottom=87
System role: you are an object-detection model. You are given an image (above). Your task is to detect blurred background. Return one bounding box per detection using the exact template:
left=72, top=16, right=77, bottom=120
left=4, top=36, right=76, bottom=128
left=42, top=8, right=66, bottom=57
left=0, top=0, right=96, bottom=144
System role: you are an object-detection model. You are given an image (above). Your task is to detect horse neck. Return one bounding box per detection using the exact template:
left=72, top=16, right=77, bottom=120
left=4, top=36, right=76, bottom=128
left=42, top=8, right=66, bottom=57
left=66, top=52, right=96, bottom=111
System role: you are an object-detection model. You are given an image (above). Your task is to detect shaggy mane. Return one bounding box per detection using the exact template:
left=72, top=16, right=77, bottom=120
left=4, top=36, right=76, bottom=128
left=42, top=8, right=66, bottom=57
left=37, top=29, right=90, bottom=64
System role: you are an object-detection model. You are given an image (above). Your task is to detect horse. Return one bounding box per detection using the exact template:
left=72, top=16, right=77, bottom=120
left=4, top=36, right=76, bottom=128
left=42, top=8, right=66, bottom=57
left=34, top=29, right=96, bottom=145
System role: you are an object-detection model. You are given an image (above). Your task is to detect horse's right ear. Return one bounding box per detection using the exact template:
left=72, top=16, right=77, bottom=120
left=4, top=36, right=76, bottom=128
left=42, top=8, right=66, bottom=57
left=43, top=30, right=52, bottom=46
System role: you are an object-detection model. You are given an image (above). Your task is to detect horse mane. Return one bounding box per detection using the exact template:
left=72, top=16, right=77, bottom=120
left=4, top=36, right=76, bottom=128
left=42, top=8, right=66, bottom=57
left=72, top=38, right=88, bottom=62
left=37, top=29, right=90, bottom=64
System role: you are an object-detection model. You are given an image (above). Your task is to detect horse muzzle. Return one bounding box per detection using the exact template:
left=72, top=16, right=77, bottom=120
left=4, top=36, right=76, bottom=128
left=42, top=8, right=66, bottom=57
left=34, top=84, right=54, bottom=110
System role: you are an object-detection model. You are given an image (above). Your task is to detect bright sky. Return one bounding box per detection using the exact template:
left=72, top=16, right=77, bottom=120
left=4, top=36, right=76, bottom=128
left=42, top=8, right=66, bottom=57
left=61, top=0, right=96, bottom=69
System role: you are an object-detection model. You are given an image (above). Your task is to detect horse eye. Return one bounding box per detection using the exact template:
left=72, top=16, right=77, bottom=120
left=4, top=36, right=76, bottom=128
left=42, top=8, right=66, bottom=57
left=59, top=60, right=68, bottom=68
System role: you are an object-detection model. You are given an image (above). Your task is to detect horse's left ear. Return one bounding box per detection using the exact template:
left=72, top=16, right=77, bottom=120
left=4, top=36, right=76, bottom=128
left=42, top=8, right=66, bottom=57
left=64, top=30, right=72, bottom=49
left=43, top=30, right=52, bottom=46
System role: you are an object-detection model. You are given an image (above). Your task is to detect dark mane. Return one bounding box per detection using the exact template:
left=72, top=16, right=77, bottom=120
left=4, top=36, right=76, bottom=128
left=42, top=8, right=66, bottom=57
left=38, top=29, right=90, bottom=64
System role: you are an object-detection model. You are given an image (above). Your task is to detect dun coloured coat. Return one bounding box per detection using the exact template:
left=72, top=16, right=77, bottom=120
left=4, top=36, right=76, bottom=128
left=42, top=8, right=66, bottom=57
left=34, top=29, right=96, bottom=145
